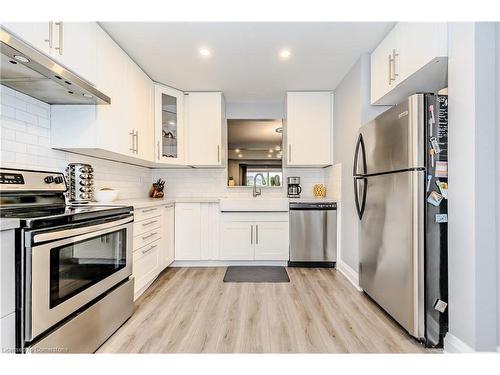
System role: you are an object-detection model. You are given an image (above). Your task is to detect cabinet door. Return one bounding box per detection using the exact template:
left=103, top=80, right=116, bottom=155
left=161, top=205, right=175, bottom=269
left=95, top=26, right=130, bottom=155
left=155, top=85, right=185, bottom=165
left=397, top=23, right=447, bottom=83
left=254, top=222, right=289, bottom=261
left=286, top=91, right=333, bottom=167
left=128, top=60, right=154, bottom=161
left=185, top=92, right=223, bottom=167
left=370, top=25, right=398, bottom=104
left=52, top=22, right=97, bottom=85
left=219, top=222, right=255, bottom=260
left=1, top=22, right=52, bottom=55
left=174, top=203, right=201, bottom=260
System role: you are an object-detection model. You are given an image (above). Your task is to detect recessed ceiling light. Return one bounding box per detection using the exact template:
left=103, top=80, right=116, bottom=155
left=168, top=121, right=175, bottom=125
left=269, top=149, right=274, bottom=153
left=279, top=49, right=291, bottom=60
left=82, top=93, right=93, bottom=98
left=199, top=48, right=211, bottom=57
left=267, top=154, right=272, bottom=158
left=238, top=154, right=243, bottom=158
left=13, top=55, right=30, bottom=63
left=235, top=149, right=240, bottom=153
left=275, top=145, right=281, bottom=151
left=277, top=154, right=282, bottom=159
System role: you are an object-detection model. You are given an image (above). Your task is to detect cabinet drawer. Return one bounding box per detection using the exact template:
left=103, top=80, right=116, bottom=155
left=133, top=216, right=161, bottom=236
left=134, top=206, right=162, bottom=221
left=133, top=228, right=161, bottom=251
left=132, top=240, right=160, bottom=294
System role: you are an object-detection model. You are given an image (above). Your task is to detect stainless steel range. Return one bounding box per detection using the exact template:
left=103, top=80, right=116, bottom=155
left=0, top=168, right=134, bottom=353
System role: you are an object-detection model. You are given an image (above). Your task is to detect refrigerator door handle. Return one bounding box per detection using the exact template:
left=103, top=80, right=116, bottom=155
left=354, top=176, right=367, bottom=220
left=353, top=133, right=367, bottom=176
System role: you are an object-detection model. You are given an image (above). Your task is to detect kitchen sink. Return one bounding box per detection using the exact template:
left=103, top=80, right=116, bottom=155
left=219, top=198, right=289, bottom=212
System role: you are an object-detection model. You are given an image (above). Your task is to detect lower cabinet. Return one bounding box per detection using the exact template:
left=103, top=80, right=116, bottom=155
left=132, top=203, right=175, bottom=300
left=220, top=213, right=289, bottom=261
left=175, top=202, right=220, bottom=261
left=161, top=204, right=175, bottom=268
left=133, top=239, right=160, bottom=297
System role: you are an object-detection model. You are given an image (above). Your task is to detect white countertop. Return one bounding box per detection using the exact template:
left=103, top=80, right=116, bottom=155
left=92, top=197, right=220, bottom=209
left=0, top=218, right=20, bottom=231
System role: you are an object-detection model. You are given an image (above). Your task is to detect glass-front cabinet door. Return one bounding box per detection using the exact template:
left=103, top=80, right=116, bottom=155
left=154, top=84, right=185, bottom=165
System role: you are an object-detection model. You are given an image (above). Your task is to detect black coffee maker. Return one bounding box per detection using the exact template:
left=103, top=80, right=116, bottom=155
left=287, top=176, right=302, bottom=198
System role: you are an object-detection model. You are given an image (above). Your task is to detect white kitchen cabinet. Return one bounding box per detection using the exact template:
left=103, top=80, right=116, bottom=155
left=219, top=213, right=289, bottom=261
left=161, top=204, right=175, bottom=269
left=51, top=25, right=155, bottom=166
left=370, top=22, right=448, bottom=105
left=185, top=92, right=225, bottom=167
left=2, top=22, right=98, bottom=85
left=1, top=22, right=53, bottom=55
left=285, top=91, right=333, bottom=167
left=174, top=203, right=201, bottom=260
left=133, top=239, right=160, bottom=297
left=154, top=84, right=185, bottom=165
left=219, top=222, right=255, bottom=260
left=253, top=222, right=289, bottom=261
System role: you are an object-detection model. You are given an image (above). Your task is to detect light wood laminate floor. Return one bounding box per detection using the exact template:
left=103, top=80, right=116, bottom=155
left=97, top=267, right=436, bottom=353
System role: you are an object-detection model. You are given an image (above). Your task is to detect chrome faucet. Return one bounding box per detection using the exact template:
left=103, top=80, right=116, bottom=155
left=253, top=173, right=265, bottom=197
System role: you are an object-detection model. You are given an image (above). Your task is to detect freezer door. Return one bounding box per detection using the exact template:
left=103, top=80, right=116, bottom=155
left=359, top=94, right=425, bottom=175
left=359, top=170, right=424, bottom=337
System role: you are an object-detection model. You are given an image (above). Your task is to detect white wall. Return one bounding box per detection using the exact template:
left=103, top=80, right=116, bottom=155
left=226, top=101, right=283, bottom=119
left=328, top=54, right=389, bottom=273
left=445, top=22, right=497, bottom=352
left=0, top=86, right=152, bottom=199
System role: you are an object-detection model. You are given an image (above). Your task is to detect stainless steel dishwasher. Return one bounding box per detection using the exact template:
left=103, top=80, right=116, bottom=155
left=289, top=202, right=337, bottom=267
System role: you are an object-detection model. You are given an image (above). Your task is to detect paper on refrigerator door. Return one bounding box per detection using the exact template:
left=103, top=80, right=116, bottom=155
left=435, top=161, right=448, bottom=178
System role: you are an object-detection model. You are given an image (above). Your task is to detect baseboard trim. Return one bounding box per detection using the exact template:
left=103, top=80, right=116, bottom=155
left=337, top=260, right=362, bottom=292
left=171, top=260, right=288, bottom=267
left=443, top=333, right=475, bottom=353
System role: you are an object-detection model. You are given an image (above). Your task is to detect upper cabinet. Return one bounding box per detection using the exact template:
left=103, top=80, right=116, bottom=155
left=154, top=84, right=185, bottom=165
left=51, top=25, right=154, bottom=165
left=285, top=91, right=334, bottom=168
left=185, top=92, right=225, bottom=167
left=2, top=22, right=98, bottom=85
left=371, top=23, right=448, bottom=105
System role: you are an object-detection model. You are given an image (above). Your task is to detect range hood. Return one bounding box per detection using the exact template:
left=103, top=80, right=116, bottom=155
left=0, top=27, right=110, bottom=105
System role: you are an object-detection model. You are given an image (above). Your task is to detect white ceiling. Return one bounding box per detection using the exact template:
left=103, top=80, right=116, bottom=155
left=100, top=22, right=394, bottom=102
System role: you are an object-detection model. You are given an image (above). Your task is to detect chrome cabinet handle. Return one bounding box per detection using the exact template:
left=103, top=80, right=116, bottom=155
left=129, top=130, right=136, bottom=152
left=142, top=220, right=158, bottom=226
left=142, top=232, right=157, bottom=240
left=141, top=208, right=157, bottom=213
left=388, top=54, right=394, bottom=84
left=256, top=225, right=259, bottom=244
left=392, top=49, right=399, bottom=79
left=142, top=244, right=157, bottom=254
left=217, top=145, right=220, bottom=163
left=55, top=21, right=63, bottom=55
left=250, top=225, right=253, bottom=245
left=134, top=130, right=139, bottom=154
left=45, top=22, right=53, bottom=48
left=157, top=141, right=161, bottom=160
left=288, top=144, right=292, bottom=162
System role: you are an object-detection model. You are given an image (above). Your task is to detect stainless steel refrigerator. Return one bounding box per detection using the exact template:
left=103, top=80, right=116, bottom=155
left=353, top=94, right=448, bottom=347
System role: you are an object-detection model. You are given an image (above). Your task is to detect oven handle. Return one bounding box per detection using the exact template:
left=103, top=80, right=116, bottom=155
left=32, top=216, right=134, bottom=244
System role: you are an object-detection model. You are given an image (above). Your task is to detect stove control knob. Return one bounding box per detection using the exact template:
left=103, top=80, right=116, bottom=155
left=54, top=176, right=64, bottom=184
left=44, top=176, right=54, bottom=184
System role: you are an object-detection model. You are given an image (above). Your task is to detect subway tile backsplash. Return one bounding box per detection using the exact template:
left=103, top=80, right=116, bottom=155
left=0, top=86, right=151, bottom=200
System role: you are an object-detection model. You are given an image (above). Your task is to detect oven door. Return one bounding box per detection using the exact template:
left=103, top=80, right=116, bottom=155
left=24, top=215, right=133, bottom=342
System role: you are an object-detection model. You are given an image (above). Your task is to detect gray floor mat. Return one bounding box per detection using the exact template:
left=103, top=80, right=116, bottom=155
left=223, top=266, right=290, bottom=283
